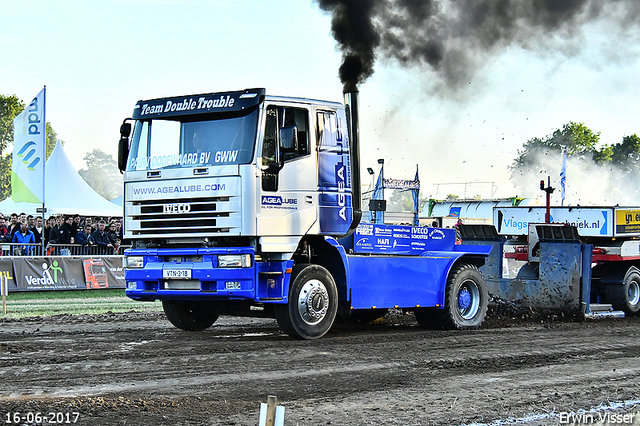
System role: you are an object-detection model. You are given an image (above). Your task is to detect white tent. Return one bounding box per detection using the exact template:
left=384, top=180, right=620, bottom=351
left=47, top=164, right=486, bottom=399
left=0, top=141, right=122, bottom=217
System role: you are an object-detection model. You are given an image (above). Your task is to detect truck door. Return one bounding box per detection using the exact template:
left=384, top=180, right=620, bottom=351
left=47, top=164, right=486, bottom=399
left=317, top=110, right=352, bottom=235
left=257, top=105, right=317, bottom=239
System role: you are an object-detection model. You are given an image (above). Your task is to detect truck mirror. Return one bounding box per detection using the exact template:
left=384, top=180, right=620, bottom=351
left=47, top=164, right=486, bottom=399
left=118, top=136, right=129, bottom=172
left=117, top=120, right=132, bottom=173
left=120, top=122, right=132, bottom=138
left=265, top=163, right=282, bottom=174
left=279, top=125, right=298, bottom=153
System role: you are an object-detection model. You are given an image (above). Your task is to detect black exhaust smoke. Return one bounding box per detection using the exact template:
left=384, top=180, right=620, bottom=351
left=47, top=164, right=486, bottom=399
left=316, top=0, right=640, bottom=91
left=316, top=0, right=380, bottom=93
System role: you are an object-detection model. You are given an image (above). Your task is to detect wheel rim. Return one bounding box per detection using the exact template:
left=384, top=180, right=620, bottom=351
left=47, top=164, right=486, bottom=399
left=629, top=280, right=640, bottom=307
left=297, top=279, right=330, bottom=325
left=457, top=279, right=481, bottom=320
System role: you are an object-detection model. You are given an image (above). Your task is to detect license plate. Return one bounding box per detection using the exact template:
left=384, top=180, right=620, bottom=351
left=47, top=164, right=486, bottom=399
left=163, top=269, right=192, bottom=279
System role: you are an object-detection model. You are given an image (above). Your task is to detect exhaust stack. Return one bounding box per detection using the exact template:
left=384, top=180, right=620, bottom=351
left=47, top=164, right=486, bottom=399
left=344, top=90, right=362, bottom=233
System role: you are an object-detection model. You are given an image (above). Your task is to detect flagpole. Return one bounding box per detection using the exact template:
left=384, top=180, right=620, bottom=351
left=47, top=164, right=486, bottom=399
left=41, top=85, right=46, bottom=256
left=413, top=164, right=419, bottom=226
left=379, top=159, right=384, bottom=224
left=560, top=146, right=567, bottom=207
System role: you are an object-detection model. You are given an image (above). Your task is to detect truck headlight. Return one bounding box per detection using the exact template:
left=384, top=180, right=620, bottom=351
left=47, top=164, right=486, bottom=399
left=218, top=254, right=252, bottom=268
left=124, top=256, right=144, bottom=268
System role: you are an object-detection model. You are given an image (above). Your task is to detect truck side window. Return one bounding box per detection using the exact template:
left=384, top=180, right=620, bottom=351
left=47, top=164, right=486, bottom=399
left=262, top=106, right=310, bottom=161
left=316, top=111, right=339, bottom=148
left=262, top=108, right=279, bottom=191
left=262, top=108, right=278, bottom=169
left=261, top=106, right=310, bottom=192
left=281, top=107, right=309, bottom=161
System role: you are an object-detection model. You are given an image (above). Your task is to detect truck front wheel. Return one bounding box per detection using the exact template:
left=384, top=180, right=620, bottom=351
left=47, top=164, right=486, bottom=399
left=606, top=268, right=640, bottom=315
left=275, top=264, right=338, bottom=340
left=162, top=300, right=219, bottom=331
left=416, top=264, right=488, bottom=330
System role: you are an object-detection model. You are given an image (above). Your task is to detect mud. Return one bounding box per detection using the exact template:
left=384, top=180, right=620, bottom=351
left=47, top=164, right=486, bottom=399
left=1, top=309, right=639, bottom=425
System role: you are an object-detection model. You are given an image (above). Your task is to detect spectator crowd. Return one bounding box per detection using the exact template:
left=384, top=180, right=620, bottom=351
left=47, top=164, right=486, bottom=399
left=0, top=212, right=125, bottom=255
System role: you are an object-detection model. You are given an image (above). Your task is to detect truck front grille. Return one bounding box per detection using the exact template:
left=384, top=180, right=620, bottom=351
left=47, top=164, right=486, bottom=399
left=127, top=196, right=240, bottom=236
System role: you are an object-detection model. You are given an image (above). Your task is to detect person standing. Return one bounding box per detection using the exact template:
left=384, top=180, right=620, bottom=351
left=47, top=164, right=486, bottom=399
left=7, top=213, right=20, bottom=239
left=59, top=215, right=74, bottom=244
left=107, top=222, right=119, bottom=245
left=76, top=225, right=94, bottom=254
left=90, top=220, right=113, bottom=254
left=12, top=221, right=35, bottom=256
left=35, top=216, right=44, bottom=242
left=48, top=216, right=63, bottom=245
left=72, top=215, right=82, bottom=237
left=27, top=215, right=42, bottom=244
left=0, top=215, right=10, bottom=243
left=43, top=216, right=54, bottom=246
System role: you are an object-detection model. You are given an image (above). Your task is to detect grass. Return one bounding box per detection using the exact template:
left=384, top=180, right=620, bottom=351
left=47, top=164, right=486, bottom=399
left=0, top=289, right=163, bottom=319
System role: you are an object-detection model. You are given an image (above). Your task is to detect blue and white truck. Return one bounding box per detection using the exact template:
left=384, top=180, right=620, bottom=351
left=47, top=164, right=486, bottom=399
left=118, top=88, right=492, bottom=339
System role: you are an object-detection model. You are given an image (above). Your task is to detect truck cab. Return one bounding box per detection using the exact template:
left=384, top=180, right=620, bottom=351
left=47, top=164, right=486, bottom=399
left=121, top=89, right=353, bottom=254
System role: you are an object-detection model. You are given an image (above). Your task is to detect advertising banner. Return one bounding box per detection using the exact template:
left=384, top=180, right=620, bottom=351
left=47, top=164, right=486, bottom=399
left=102, top=257, right=125, bottom=288
left=494, top=207, right=614, bottom=237
left=353, top=223, right=454, bottom=255
left=7, top=257, right=125, bottom=292
left=383, top=178, right=420, bottom=190
left=615, top=209, right=640, bottom=235
left=83, top=257, right=125, bottom=289
left=0, top=258, right=17, bottom=292
left=13, top=257, right=87, bottom=291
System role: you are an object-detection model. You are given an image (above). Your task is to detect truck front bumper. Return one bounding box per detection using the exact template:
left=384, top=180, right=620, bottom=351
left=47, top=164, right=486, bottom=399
left=124, top=247, right=291, bottom=303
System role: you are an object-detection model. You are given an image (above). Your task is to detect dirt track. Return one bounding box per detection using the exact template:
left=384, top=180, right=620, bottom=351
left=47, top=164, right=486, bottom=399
left=1, top=310, right=639, bottom=426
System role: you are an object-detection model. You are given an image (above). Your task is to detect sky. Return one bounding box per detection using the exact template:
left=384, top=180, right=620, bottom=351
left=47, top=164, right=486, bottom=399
left=2, top=0, right=640, bottom=204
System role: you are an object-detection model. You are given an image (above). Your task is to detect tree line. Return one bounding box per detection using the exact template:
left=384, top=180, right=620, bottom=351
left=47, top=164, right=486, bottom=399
left=509, top=122, right=640, bottom=202
left=383, top=121, right=640, bottom=209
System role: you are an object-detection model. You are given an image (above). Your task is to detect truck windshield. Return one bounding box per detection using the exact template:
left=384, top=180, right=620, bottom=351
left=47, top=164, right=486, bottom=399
left=126, top=109, right=259, bottom=171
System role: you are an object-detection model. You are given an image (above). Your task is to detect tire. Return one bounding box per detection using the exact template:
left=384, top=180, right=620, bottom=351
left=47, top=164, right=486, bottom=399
left=417, top=264, right=488, bottom=330
left=606, top=268, right=640, bottom=315
left=162, top=300, right=219, bottom=331
left=275, top=264, right=338, bottom=340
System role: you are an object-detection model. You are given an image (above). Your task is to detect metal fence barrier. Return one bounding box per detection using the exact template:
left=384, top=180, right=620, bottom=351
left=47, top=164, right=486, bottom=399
left=1, top=243, right=131, bottom=257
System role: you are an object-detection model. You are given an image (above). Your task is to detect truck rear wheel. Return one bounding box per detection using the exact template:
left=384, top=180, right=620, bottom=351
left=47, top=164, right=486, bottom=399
left=416, top=264, right=488, bottom=330
left=162, top=300, right=219, bottom=331
left=606, top=268, right=640, bottom=315
left=275, top=264, right=338, bottom=340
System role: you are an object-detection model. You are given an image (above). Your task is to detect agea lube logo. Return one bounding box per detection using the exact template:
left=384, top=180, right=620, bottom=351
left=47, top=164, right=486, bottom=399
left=335, top=160, right=347, bottom=222
left=261, top=196, right=298, bottom=210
